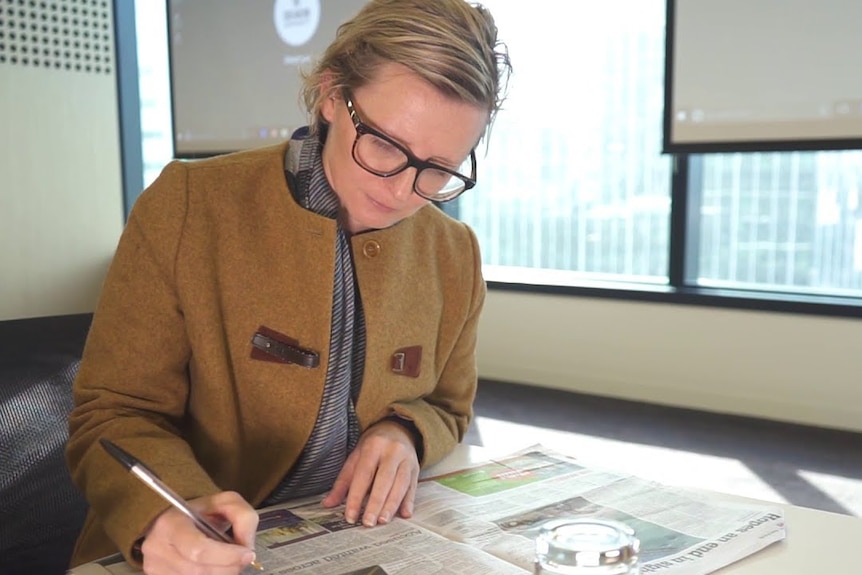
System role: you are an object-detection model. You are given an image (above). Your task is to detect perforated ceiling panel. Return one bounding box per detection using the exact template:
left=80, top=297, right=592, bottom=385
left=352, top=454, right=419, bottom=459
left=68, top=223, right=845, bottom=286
left=0, top=0, right=112, bottom=74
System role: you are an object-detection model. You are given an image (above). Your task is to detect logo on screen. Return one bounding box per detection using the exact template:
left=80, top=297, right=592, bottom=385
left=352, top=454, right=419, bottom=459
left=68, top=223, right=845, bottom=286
left=273, top=0, right=321, bottom=47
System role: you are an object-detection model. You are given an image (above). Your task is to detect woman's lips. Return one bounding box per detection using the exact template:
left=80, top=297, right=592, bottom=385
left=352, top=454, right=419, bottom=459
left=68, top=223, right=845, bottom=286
left=367, top=195, right=397, bottom=213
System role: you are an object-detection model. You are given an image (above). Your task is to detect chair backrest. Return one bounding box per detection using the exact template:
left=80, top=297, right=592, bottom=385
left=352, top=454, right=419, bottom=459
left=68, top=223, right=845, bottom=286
left=0, top=315, right=92, bottom=575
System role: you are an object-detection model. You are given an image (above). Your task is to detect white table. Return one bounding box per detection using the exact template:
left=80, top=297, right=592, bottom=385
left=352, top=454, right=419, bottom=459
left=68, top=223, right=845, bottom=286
left=424, top=444, right=862, bottom=575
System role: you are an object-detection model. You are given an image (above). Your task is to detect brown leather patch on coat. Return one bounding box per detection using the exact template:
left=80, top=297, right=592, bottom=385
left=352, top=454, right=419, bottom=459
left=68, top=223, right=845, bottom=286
left=391, top=346, right=421, bottom=378
left=250, top=325, right=320, bottom=368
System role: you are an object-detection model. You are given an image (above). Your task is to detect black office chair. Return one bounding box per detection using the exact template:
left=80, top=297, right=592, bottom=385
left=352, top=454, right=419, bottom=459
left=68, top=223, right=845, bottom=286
left=0, top=316, right=91, bottom=575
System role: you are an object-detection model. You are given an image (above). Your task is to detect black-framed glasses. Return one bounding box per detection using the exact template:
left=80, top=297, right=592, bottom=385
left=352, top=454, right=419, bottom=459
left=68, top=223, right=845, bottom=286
left=344, top=91, right=477, bottom=202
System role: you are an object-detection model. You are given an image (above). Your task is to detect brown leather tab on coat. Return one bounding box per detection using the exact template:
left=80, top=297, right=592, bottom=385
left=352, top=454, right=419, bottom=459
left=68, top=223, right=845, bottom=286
left=390, top=345, right=422, bottom=378
left=250, top=325, right=320, bottom=368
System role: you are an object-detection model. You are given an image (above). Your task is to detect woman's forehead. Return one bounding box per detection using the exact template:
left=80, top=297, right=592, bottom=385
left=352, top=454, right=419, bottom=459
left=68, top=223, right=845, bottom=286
left=350, top=63, right=488, bottom=155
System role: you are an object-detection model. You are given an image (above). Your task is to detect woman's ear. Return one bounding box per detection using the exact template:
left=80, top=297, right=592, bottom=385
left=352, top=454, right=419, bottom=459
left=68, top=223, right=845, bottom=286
left=319, top=70, right=341, bottom=124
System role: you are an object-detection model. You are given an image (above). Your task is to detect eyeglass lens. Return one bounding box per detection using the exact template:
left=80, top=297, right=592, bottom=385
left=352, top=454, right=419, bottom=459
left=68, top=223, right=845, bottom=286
left=353, top=132, right=472, bottom=199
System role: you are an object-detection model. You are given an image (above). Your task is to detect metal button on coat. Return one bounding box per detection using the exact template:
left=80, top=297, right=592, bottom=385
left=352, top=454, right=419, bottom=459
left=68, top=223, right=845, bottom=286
left=362, top=240, right=381, bottom=258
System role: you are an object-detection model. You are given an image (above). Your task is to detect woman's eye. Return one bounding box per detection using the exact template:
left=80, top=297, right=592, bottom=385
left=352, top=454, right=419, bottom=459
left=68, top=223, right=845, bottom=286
left=371, top=136, right=398, bottom=154
left=425, top=168, right=450, bottom=183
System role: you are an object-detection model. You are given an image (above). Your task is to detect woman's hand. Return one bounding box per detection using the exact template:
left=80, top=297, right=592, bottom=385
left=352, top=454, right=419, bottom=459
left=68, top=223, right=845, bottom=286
left=139, top=491, right=259, bottom=575
left=321, top=420, right=420, bottom=527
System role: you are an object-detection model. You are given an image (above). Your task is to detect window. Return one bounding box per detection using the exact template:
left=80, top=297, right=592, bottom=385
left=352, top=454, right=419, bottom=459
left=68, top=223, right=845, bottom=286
left=458, top=0, right=862, bottom=305
left=692, top=152, right=862, bottom=295
left=461, top=1, right=672, bottom=285
left=135, top=0, right=172, bottom=187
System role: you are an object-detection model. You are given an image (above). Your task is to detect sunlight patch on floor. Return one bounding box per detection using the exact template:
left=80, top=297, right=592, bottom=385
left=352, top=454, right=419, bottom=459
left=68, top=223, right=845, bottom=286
left=471, top=415, right=790, bottom=505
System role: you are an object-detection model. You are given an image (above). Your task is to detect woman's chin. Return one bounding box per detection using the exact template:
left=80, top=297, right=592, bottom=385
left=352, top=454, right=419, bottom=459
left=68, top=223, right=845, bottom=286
left=346, top=207, right=403, bottom=233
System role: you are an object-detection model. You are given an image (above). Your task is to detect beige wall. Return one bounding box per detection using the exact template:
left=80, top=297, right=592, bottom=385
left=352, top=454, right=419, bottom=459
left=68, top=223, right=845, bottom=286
left=0, top=8, right=124, bottom=320
left=477, top=290, right=862, bottom=433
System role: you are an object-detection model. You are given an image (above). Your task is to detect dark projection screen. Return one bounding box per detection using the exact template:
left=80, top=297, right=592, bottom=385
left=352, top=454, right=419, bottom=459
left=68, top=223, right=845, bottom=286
left=664, top=0, right=862, bottom=153
left=168, top=0, right=367, bottom=157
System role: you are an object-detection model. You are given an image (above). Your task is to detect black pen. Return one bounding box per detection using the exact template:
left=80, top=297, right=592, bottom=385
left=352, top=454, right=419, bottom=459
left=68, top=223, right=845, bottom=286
left=100, top=438, right=264, bottom=571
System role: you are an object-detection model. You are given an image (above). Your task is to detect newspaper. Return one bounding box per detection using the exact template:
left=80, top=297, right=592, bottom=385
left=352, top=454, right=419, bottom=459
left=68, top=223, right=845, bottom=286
left=68, top=445, right=786, bottom=575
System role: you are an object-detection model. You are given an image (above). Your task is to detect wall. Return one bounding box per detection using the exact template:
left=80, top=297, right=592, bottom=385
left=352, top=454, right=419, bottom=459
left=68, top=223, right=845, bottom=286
left=0, top=2, right=124, bottom=320
left=477, top=290, right=862, bottom=433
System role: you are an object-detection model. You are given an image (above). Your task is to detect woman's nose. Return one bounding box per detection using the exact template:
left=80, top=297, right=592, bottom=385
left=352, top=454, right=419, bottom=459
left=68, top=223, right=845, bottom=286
left=389, top=168, right=416, bottom=200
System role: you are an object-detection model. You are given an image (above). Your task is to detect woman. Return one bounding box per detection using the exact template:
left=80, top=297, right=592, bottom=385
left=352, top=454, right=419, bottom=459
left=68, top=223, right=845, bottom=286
left=66, top=0, right=511, bottom=572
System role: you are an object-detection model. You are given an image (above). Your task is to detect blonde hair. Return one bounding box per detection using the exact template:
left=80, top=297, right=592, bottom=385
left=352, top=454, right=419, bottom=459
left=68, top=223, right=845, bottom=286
left=301, top=0, right=511, bottom=135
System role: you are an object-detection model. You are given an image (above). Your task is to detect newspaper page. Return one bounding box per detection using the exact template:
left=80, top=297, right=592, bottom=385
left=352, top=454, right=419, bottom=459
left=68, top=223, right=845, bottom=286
left=411, top=445, right=786, bottom=575
left=68, top=444, right=785, bottom=575
left=245, top=500, right=528, bottom=574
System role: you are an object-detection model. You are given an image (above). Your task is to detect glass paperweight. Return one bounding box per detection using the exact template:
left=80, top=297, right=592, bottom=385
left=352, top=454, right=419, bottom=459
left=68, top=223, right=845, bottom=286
left=534, top=518, right=640, bottom=574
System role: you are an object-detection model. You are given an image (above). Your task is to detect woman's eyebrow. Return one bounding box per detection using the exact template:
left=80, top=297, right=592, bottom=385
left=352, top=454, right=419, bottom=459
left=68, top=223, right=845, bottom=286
left=358, top=101, right=468, bottom=168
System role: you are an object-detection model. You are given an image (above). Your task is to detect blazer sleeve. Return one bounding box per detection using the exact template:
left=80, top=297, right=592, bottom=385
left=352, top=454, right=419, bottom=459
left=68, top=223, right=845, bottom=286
left=389, top=222, right=486, bottom=466
left=65, top=160, right=221, bottom=563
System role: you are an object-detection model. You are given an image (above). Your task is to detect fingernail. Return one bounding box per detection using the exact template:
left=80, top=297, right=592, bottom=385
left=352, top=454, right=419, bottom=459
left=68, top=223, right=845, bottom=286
left=242, top=551, right=256, bottom=564
left=363, top=514, right=377, bottom=527
left=378, top=514, right=390, bottom=525
left=345, top=512, right=357, bottom=524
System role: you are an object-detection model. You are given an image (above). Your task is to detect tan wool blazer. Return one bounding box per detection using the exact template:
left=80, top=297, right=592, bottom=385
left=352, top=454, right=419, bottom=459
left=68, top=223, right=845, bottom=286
left=65, top=141, right=485, bottom=565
